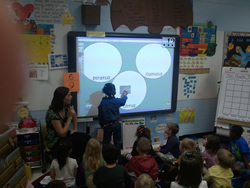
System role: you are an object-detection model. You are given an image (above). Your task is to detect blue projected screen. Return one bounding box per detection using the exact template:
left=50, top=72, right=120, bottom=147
left=67, top=32, right=179, bottom=118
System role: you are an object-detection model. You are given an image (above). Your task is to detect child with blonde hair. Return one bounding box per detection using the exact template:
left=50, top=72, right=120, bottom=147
left=204, top=149, right=235, bottom=188
left=176, top=138, right=197, bottom=164
left=135, top=173, right=155, bottom=188
left=83, top=138, right=105, bottom=188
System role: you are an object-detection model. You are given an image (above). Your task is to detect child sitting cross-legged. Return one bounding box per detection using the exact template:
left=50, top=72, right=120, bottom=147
left=154, top=123, right=181, bottom=162
left=93, top=144, right=130, bottom=188
left=125, top=137, right=159, bottom=181
left=204, top=149, right=235, bottom=188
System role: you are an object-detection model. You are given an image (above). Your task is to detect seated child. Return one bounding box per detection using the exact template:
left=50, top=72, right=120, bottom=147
left=171, top=150, right=208, bottom=188
left=159, top=162, right=178, bottom=188
left=131, top=125, right=154, bottom=156
left=154, top=123, right=181, bottom=162
left=176, top=138, right=197, bottom=165
left=202, top=135, right=220, bottom=169
left=204, top=149, right=235, bottom=188
left=93, top=144, right=130, bottom=188
left=83, top=138, right=106, bottom=188
left=125, top=137, right=158, bottom=181
left=50, top=139, right=78, bottom=188
left=229, top=125, right=250, bottom=170
left=135, top=173, right=155, bottom=188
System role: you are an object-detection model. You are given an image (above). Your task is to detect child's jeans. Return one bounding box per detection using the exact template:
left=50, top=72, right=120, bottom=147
left=103, top=122, right=121, bottom=155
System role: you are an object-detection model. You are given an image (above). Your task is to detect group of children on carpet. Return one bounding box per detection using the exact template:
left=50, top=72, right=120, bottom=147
left=46, top=83, right=250, bottom=188
left=47, top=123, right=250, bottom=188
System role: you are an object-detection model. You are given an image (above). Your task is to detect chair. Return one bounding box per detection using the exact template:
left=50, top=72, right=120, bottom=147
left=41, top=124, right=53, bottom=173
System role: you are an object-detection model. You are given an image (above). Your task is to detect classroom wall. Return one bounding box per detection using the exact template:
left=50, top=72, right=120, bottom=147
left=23, top=0, right=250, bottom=141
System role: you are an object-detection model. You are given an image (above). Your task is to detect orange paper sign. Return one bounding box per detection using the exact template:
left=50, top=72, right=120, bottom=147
left=64, top=72, right=80, bottom=92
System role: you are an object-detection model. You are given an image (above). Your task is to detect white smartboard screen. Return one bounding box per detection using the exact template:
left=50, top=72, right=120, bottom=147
left=67, top=32, right=180, bottom=118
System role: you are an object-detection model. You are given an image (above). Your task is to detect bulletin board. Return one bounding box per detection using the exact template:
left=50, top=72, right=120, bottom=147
left=224, top=32, right=250, bottom=68
left=22, top=24, right=72, bottom=111
left=177, top=31, right=224, bottom=100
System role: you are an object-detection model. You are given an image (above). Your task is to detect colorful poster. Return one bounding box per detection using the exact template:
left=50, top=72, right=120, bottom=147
left=179, top=23, right=217, bottom=57
left=224, top=32, right=250, bottom=68
left=22, top=34, right=51, bottom=63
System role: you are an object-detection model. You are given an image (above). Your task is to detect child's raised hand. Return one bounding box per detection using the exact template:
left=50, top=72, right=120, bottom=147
left=121, top=90, right=128, bottom=98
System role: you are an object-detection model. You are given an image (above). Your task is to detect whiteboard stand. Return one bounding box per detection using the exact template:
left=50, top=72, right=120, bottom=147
left=216, top=67, right=250, bottom=128
left=77, top=117, right=93, bottom=134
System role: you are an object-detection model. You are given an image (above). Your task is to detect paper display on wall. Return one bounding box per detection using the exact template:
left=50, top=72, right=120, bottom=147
left=22, top=34, right=51, bottom=63
left=34, top=0, right=68, bottom=23
left=177, top=31, right=224, bottom=100
left=122, top=118, right=145, bottom=150
left=28, top=64, right=49, bottom=80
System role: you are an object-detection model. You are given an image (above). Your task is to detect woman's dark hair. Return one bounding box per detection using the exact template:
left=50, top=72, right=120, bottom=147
left=205, top=135, right=220, bottom=154
left=50, top=86, right=70, bottom=112
left=159, top=162, right=178, bottom=183
left=136, top=125, right=151, bottom=141
left=178, top=150, right=203, bottom=188
left=55, top=139, right=72, bottom=170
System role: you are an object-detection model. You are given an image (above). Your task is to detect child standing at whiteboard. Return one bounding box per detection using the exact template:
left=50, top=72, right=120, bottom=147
left=229, top=125, right=250, bottom=171
left=98, top=83, right=128, bottom=155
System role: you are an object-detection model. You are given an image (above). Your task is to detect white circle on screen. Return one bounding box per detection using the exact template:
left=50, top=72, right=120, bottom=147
left=136, top=44, right=171, bottom=79
left=84, top=43, right=122, bottom=82
left=113, top=71, right=147, bottom=110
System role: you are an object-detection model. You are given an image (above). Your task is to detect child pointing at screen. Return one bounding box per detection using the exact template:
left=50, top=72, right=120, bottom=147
left=98, top=83, right=128, bottom=156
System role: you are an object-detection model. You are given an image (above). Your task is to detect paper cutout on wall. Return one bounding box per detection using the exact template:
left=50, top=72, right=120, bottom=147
left=181, top=76, right=197, bottom=99
left=179, top=107, right=195, bottom=123
left=12, top=3, right=34, bottom=20
left=61, top=11, right=74, bottom=26
left=111, top=0, right=193, bottom=34
left=179, top=23, right=217, bottom=57
left=224, top=32, right=250, bottom=68
left=64, top=72, right=80, bottom=92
